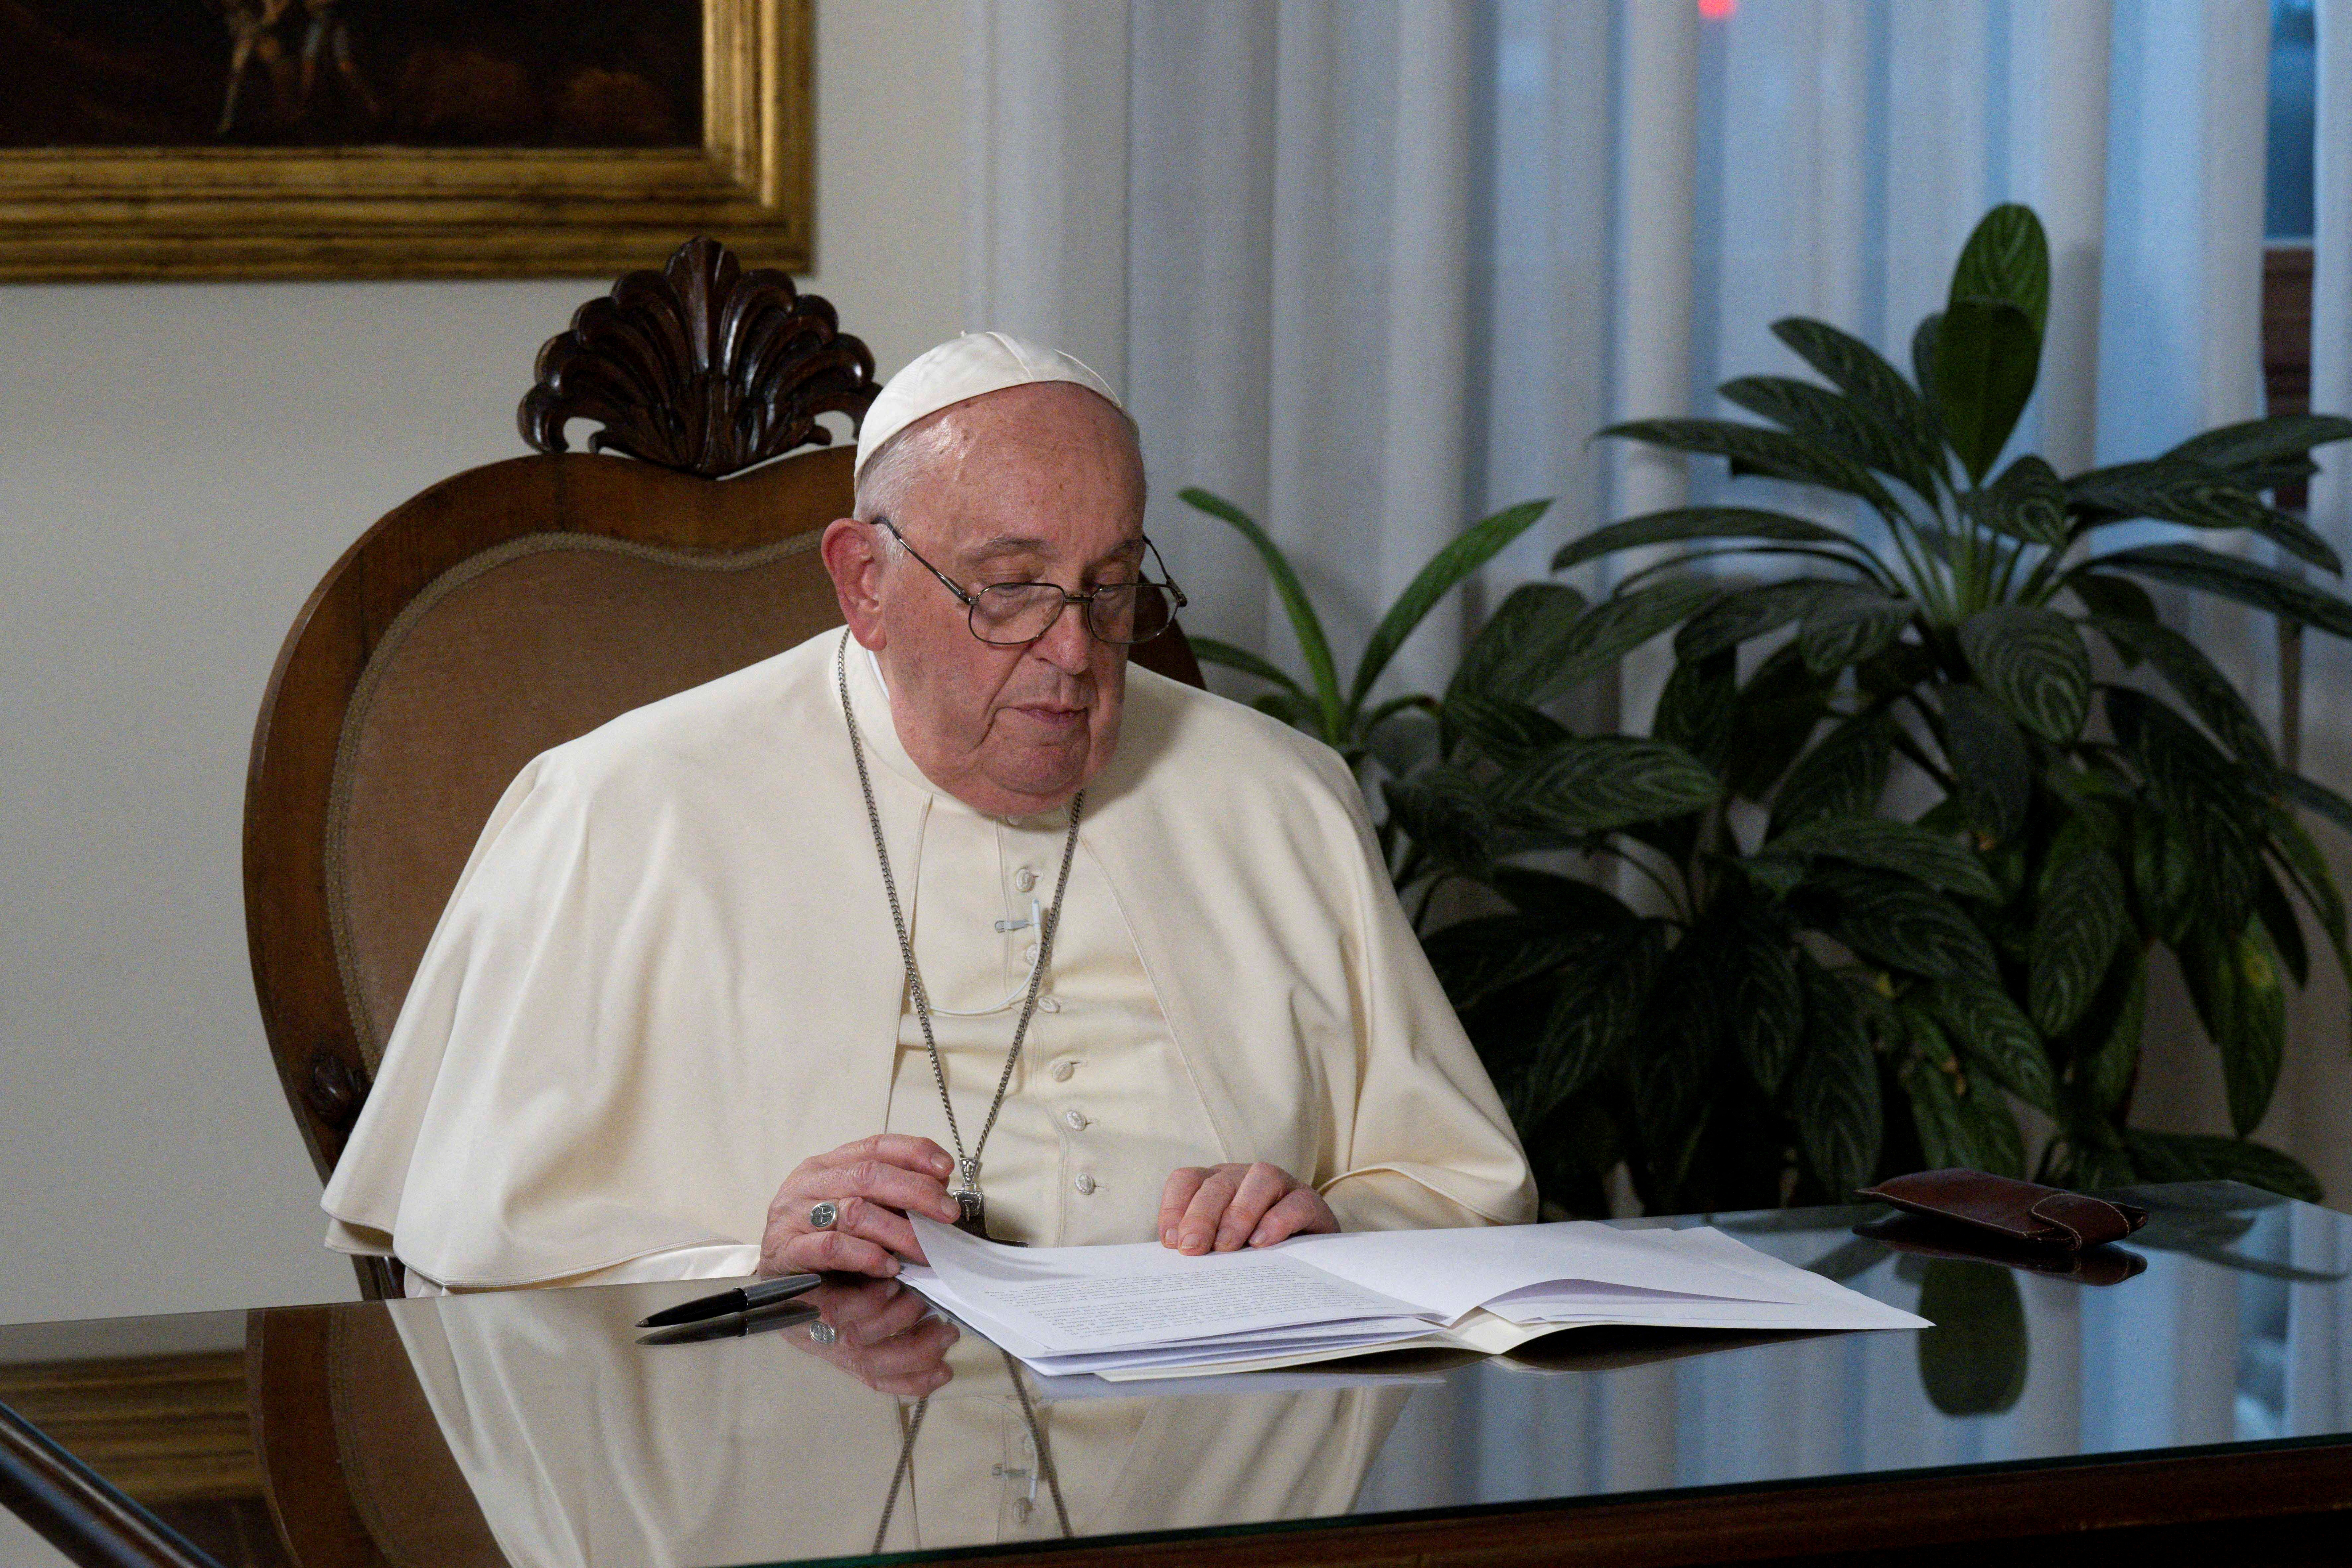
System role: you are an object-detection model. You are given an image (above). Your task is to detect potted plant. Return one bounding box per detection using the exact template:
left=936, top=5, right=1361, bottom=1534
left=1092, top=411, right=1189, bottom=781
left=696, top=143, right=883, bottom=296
left=1395, top=203, right=2350, bottom=1215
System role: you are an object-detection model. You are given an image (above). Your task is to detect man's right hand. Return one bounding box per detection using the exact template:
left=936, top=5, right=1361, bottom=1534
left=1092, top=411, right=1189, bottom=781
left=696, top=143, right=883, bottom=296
left=760, top=1134, right=964, bottom=1278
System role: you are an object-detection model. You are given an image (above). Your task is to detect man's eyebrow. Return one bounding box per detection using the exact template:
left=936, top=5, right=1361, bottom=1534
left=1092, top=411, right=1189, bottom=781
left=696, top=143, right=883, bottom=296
left=964, top=534, right=1148, bottom=566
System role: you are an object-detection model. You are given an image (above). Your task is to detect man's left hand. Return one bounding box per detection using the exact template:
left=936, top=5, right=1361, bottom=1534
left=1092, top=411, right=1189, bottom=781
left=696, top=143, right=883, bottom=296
left=1158, top=1162, right=1337, bottom=1254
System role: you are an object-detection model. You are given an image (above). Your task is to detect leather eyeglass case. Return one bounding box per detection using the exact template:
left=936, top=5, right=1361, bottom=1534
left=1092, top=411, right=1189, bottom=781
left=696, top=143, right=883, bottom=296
left=1856, top=1168, right=2148, bottom=1254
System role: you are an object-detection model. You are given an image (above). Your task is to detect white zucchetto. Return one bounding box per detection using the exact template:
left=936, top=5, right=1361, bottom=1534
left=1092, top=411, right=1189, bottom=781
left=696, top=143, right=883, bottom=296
left=855, top=331, right=1121, bottom=479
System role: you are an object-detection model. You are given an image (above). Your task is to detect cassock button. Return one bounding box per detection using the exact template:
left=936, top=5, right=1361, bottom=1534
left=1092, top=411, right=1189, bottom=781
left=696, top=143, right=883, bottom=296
left=1013, top=868, right=1038, bottom=892
left=1024, top=943, right=1040, bottom=963
left=1049, top=1059, right=1076, bottom=1081
left=1038, top=997, right=1062, bottom=1013
left=1063, top=1109, right=1087, bottom=1131
left=1073, top=1173, right=1097, bottom=1195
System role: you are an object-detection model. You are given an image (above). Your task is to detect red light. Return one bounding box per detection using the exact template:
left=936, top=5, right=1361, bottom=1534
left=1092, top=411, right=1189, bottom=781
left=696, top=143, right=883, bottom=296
left=1699, top=0, right=1736, bottom=18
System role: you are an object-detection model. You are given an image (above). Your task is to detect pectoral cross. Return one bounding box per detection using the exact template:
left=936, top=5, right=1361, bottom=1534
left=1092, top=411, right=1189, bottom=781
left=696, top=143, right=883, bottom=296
left=953, top=1157, right=989, bottom=1237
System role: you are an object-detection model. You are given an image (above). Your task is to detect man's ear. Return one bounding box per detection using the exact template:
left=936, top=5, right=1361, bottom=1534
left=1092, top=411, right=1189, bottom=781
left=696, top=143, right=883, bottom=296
left=820, top=518, right=888, bottom=649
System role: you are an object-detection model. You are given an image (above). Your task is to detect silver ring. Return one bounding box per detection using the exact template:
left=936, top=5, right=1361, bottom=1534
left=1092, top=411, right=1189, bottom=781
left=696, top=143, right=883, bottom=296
left=808, top=1321, right=839, bottom=1346
left=808, top=1201, right=839, bottom=1231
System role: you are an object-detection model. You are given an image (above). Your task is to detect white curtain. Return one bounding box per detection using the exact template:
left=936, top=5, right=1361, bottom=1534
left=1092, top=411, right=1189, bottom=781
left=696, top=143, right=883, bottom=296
left=962, top=1, right=2348, bottom=1195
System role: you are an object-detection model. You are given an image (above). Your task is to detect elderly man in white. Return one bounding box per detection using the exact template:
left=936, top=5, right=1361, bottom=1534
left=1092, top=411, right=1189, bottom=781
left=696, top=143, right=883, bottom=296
left=322, top=333, right=1534, bottom=1317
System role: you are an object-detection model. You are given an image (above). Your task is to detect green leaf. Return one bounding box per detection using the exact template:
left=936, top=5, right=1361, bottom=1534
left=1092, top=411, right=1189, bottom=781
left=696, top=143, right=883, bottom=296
left=1930, top=298, right=2041, bottom=485
left=2261, top=803, right=2352, bottom=990
left=2069, top=460, right=2340, bottom=573
left=1674, top=576, right=1841, bottom=661
left=1814, top=868, right=2000, bottom=983
left=1490, top=867, right=1639, bottom=931
left=2110, top=690, right=2264, bottom=934
left=2125, top=1129, right=2324, bottom=1203
left=1719, top=375, right=1937, bottom=499
left=1797, top=586, right=1914, bottom=675
left=1900, top=1048, right=2026, bottom=1179
left=1926, top=974, right=2058, bottom=1116
left=2127, top=800, right=2198, bottom=947
left=1770, top=316, right=1950, bottom=494
left=1912, top=313, right=1946, bottom=437
left=2280, top=770, right=2352, bottom=841
left=2093, top=543, right=2352, bottom=639
left=1938, top=683, right=2034, bottom=841
left=1188, top=635, right=1304, bottom=694
left=1491, top=737, right=1722, bottom=835
left=1772, top=710, right=1895, bottom=830
left=1631, top=936, right=1726, bottom=1182
left=1959, top=606, right=2090, bottom=742
left=1654, top=648, right=1738, bottom=774
left=1382, top=767, right=1494, bottom=878
left=1917, top=1260, right=2028, bottom=1417
left=1971, top=454, right=2070, bottom=547
left=1765, top=815, right=2000, bottom=902
left=2028, top=826, right=2128, bottom=1038
left=1723, top=905, right=1804, bottom=1092
left=1522, top=578, right=1723, bottom=704
left=1444, top=687, right=1571, bottom=769
left=2087, top=617, right=2276, bottom=770
left=1522, top=922, right=1672, bottom=1120
left=2069, top=573, right=2159, bottom=626
left=1352, top=499, right=1552, bottom=712
left=1420, top=915, right=1596, bottom=1012
left=1596, top=418, right=1901, bottom=514
left=2254, top=862, right=2312, bottom=990
left=1551, top=505, right=1853, bottom=573
left=2178, top=920, right=2288, bottom=1138
left=1179, top=489, right=1345, bottom=732
left=2074, top=949, right=2146, bottom=1121
left=1457, top=582, right=1587, bottom=694
left=2164, top=412, right=2352, bottom=474
left=1791, top=957, right=1883, bottom=1199
left=1724, top=643, right=1835, bottom=802
left=1949, top=202, right=2051, bottom=334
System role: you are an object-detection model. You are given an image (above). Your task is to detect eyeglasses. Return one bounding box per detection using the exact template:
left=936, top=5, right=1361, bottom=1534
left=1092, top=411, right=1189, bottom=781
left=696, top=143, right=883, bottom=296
left=871, top=518, right=1189, bottom=647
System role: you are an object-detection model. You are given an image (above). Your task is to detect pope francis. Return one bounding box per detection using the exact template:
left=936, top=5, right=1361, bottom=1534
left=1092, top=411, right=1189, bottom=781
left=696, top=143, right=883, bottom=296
left=322, top=331, right=1535, bottom=1302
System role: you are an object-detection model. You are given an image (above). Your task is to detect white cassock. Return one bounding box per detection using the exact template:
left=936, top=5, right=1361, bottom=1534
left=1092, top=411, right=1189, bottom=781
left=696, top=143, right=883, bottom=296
left=322, top=627, right=1535, bottom=1290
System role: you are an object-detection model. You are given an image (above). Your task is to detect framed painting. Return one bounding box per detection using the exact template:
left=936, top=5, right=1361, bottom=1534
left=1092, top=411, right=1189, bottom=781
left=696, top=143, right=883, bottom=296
left=0, top=0, right=812, bottom=280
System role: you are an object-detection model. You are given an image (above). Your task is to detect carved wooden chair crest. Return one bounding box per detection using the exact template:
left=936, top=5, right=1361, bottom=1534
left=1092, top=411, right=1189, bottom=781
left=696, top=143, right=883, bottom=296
left=243, top=237, right=1201, bottom=1298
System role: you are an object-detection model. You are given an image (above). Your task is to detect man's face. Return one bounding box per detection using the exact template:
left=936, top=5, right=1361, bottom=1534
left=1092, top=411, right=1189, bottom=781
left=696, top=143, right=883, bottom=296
left=821, top=382, right=1147, bottom=819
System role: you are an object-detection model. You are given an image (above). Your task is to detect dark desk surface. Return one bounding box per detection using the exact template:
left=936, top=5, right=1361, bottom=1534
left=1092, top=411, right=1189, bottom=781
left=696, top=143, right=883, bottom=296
left=4, top=1183, right=2350, bottom=1568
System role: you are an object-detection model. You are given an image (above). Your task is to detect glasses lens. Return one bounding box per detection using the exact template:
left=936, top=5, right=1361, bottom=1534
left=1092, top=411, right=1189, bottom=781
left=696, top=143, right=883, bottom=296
left=1090, top=583, right=1175, bottom=645
left=971, top=583, right=1066, bottom=644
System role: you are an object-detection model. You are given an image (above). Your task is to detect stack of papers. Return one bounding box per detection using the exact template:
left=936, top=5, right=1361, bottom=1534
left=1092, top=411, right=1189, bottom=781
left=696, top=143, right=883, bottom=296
left=902, top=1216, right=1926, bottom=1380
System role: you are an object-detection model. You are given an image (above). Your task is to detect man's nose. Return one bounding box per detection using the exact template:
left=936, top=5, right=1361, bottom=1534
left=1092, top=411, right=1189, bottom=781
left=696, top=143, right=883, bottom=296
left=1029, top=597, right=1094, bottom=672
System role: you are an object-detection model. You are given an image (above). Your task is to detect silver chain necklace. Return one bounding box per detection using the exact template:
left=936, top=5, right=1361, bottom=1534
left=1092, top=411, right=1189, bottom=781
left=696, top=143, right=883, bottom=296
left=838, top=633, right=1084, bottom=1238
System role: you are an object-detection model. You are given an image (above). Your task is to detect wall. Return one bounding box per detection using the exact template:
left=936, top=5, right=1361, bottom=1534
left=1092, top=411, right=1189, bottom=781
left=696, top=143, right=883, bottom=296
left=0, top=0, right=968, bottom=1326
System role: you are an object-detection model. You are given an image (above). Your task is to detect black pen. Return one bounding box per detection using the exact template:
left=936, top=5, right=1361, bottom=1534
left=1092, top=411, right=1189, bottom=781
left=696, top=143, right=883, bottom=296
left=636, top=1272, right=823, bottom=1328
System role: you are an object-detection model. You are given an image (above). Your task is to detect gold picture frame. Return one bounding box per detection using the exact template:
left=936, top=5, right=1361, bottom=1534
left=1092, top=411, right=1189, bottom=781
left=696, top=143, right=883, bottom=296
left=0, top=0, right=812, bottom=281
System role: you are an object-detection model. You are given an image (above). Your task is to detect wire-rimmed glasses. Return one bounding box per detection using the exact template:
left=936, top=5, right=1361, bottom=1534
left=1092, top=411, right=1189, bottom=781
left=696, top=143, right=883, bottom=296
left=871, top=518, right=1189, bottom=647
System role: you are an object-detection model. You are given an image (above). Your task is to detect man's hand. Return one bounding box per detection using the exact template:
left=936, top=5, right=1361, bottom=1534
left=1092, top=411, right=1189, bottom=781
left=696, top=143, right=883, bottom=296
left=1159, top=1162, right=1338, bottom=1255
left=784, top=1277, right=959, bottom=1397
left=762, top=1134, right=964, bottom=1279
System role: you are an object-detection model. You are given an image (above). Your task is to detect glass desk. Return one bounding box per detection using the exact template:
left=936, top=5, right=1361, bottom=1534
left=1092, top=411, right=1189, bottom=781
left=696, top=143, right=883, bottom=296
left=4, top=1182, right=2350, bottom=1568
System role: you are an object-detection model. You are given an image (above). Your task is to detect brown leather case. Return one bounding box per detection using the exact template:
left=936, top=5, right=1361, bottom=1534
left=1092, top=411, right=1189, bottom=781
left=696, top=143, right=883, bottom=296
left=1855, top=1168, right=2149, bottom=1253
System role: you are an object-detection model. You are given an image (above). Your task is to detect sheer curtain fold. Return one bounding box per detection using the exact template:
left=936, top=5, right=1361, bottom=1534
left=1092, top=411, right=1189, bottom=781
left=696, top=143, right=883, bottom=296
left=964, top=0, right=2344, bottom=1190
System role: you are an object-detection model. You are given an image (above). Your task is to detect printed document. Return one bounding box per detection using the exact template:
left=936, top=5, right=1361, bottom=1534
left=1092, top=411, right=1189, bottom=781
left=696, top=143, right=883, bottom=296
left=902, top=1216, right=1926, bottom=1379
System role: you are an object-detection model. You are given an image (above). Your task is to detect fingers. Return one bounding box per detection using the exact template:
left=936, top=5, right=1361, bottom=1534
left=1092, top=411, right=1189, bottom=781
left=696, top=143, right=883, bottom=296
left=1247, top=1187, right=1338, bottom=1248
left=816, top=1158, right=963, bottom=1228
left=839, top=1316, right=960, bottom=1397
left=1160, top=1167, right=1209, bottom=1247
left=824, top=1133, right=957, bottom=1183
left=776, top=1226, right=901, bottom=1279
left=1176, top=1166, right=1244, bottom=1254
left=1214, top=1163, right=1295, bottom=1251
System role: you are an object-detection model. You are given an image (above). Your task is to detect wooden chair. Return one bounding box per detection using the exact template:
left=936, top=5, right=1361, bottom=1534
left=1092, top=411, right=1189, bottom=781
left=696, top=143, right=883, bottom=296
left=243, top=237, right=1205, bottom=1299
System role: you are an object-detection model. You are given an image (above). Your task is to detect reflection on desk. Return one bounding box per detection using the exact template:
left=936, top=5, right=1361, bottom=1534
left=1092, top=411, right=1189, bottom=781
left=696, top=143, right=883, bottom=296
left=377, top=1280, right=1404, bottom=1566
left=3, top=1182, right=2351, bottom=1568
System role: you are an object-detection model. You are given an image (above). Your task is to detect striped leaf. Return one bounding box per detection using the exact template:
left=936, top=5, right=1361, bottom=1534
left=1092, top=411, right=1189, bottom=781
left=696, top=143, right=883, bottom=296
left=1938, top=683, right=2034, bottom=841
left=1491, top=737, right=1721, bottom=835
left=1791, top=958, right=1883, bottom=1200
left=1770, top=316, right=1949, bottom=494
left=1597, top=418, right=1901, bottom=513
left=2028, top=828, right=2129, bottom=1038
left=1772, top=709, right=1896, bottom=830
left=1766, top=814, right=2000, bottom=902
left=1959, top=606, right=2090, bottom=742
left=1814, top=868, right=2000, bottom=983
left=2093, top=544, right=2352, bottom=639
left=1949, top=202, right=2050, bottom=334
left=1797, top=586, right=1914, bottom=675
left=1552, top=505, right=1849, bottom=573
left=1925, top=974, right=2058, bottom=1116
